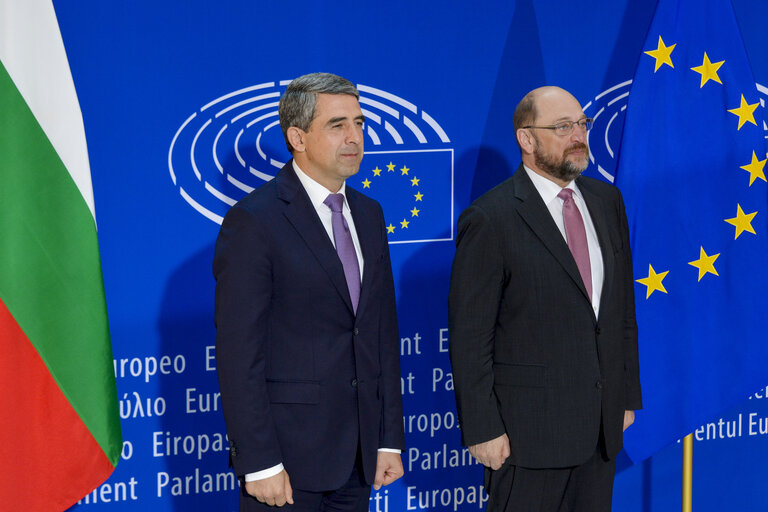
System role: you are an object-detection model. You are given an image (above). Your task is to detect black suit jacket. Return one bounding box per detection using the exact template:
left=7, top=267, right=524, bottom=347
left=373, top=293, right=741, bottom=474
left=213, top=161, right=405, bottom=492
left=449, top=165, right=642, bottom=468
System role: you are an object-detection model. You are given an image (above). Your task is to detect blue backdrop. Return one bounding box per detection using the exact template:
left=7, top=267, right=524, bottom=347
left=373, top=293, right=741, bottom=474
left=53, top=1, right=768, bottom=510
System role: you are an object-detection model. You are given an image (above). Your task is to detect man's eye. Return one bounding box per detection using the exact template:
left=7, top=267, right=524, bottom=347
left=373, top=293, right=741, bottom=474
left=555, top=123, right=570, bottom=133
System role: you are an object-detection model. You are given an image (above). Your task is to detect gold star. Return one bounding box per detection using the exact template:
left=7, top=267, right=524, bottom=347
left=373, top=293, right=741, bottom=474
left=411, top=176, right=420, bottom=186
left=386, top=224, right=396, bottom=234
left=691, top=52, right=724, bottom=88
left=400, top=218, right=410, bottom=229
left=740, top=151, right=767, bottom=186
left=372, top=167, right=382, bottom=177
left=725, top=204, right=757, bottom=239
left=400, top=165, right=410, bottom=175
left=644, top=36, right=676, bottom=72
left=688, top=247, right=720, bottom=282
left=410, top=207, right=420, bottom=217
left=636, top=264, right=669, bottom=299
left=362, top=178, right=371, bottom=188
left=414, top=191, right=424, bottom=202
left=386, top=162, right=396, bottom=172
left=727, top=94, right=759, bottom=130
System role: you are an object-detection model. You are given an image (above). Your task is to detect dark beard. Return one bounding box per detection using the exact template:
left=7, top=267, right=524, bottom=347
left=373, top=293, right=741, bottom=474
left=534, top=143, right=589, bottom=183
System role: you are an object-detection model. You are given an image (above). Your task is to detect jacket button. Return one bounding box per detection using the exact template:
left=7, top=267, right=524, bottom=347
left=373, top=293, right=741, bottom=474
left=351, top=378, right=358, bottom=388
left=596, top=380, right=603, bottom=389
left=353, top=328, right=359, bottom=336
left=595, top=327, right=601, bottom=335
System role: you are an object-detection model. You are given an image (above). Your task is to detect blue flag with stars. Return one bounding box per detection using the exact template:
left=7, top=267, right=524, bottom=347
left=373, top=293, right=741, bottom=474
left=615, top=0, right=768, bottom=462
left=353, top=149, right=453, bottom=244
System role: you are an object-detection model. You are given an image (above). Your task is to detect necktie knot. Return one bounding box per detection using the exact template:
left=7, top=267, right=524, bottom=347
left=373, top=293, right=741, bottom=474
left=557, top=188, right=574, bottom=202
left=324, top=193, right=345, bottom=213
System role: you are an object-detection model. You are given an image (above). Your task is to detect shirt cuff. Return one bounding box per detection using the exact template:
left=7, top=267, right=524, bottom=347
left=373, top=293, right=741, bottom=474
left=244, top=463, right=284, bottom=482
left=245, top=451, right=399, bottom=481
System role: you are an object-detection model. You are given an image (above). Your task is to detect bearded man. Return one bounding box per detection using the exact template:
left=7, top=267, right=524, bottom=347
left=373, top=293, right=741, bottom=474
left=448, top=86, right=642, bottom=512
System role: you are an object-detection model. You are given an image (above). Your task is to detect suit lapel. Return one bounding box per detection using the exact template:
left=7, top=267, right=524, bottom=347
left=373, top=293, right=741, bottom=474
left=276, top=162, right=355, bottom=315
left=577, top=177, right=615, bottom=315
left=512, top=167, right=593, bottom=306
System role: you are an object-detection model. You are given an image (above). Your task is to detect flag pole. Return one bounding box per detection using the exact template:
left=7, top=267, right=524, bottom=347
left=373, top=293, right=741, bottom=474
left=682, top=433, right=693, bottom=511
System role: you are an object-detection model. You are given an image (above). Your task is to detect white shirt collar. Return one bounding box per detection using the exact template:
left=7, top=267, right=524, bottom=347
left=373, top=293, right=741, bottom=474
left=523, top=164, right=582, bottom=204
left=292, top=160, right=348, bottom=211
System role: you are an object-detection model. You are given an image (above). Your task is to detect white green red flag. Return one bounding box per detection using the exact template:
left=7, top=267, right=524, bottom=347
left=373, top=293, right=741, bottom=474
left=0, top=1, right=122, bottom=509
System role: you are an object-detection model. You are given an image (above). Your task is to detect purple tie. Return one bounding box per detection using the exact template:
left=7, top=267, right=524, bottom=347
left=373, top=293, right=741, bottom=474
left=324, top=193, right=361, bottom=313
left=558, top=188, right=592, bottom=300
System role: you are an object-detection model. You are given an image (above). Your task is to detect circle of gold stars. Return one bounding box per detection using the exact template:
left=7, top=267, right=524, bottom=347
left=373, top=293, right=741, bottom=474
left=636, top=35, right=765, bottom=299
left=359, top=160, right=424, bottom=235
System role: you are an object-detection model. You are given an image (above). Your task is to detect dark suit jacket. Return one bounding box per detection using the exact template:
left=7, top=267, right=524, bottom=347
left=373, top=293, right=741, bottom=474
left=213, top=161, right=405, bottom=492
left=449, top=165, right=642, bottom=468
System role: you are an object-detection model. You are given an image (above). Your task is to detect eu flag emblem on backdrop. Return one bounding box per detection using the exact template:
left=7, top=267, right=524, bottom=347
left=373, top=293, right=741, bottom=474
left=615, top=0, right=768, bottom=462
left=354, top=149, right=453, bottom=244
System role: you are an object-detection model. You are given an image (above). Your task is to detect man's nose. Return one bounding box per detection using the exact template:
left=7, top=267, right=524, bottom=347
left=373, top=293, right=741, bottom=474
left=570, top=125, right=587, bottom=144
left=346, top=124, right=363, bottom=144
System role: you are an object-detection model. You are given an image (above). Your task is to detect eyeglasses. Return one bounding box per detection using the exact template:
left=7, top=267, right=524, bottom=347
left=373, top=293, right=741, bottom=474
left=523, top=118, right=594, bottom=136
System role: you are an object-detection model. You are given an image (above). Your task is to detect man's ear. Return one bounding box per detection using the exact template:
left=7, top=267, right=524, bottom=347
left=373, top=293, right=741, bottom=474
left=287, top=126, right=306, bottom=153
left=517, top=128, right=535, bottom=155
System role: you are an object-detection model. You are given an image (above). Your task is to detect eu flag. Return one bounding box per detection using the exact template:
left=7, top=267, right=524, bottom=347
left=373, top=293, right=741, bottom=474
left=615, top=0, right=768, bottom=462
left=354, top=149, right=453, bottom=244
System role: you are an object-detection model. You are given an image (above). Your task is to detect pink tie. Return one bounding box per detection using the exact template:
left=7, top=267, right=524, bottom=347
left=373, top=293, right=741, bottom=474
left=558, top=188, right=592, bottom=300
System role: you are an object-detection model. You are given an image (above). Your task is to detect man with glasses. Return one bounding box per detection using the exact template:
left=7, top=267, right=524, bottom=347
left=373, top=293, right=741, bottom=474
left=449, top=86, right=642, bottom=511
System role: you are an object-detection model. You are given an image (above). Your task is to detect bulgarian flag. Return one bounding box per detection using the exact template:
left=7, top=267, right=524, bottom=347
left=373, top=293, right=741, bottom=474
left=0, top=1, right=122, bottom=510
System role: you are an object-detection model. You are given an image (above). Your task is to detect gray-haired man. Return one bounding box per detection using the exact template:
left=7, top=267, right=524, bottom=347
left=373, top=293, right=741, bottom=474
left=215, top=72, right=405, bottom=511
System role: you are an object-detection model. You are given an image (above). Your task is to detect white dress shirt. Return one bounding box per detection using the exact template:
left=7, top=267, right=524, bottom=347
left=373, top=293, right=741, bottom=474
left=245, top=163, right=397, bottom=483
left=293, top=162, right=364, bottom=279
left=523, top=166, right=604, bottom=317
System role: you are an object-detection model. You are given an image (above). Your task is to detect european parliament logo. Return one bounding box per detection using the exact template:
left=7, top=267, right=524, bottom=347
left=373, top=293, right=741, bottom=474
left=167, top=80, right=453, bottom=244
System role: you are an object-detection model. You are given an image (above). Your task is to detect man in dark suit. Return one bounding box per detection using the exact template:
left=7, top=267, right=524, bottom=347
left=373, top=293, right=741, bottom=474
left=449, top=86, right=642, bottom=511
left=214, top=72, right=405, bottom=511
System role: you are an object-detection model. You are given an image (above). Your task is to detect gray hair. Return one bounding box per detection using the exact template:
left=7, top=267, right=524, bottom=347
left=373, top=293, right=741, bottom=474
left=278, top=72, right=360, bottom=153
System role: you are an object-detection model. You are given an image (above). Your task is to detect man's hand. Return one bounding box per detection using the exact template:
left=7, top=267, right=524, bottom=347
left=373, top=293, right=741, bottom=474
left=245, top=470, right=294, bottom=507
left=468, top=434, right=510, bottom=470
left=373, top=451, right=404, bottom=490
left=623, top=410, right=635, bottom=431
